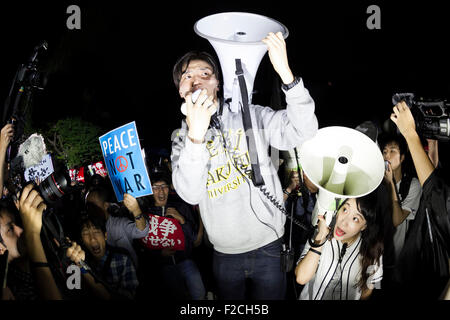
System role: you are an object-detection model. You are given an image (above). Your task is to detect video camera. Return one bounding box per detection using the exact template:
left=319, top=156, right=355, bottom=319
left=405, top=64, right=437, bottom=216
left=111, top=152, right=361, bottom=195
left=392, top=93, right=450, bottom=142
left=2, top=40, right=48, bottom=146
left=0, top=39, right=74, bottom=252
left=1, top=41, right=79, bottom=296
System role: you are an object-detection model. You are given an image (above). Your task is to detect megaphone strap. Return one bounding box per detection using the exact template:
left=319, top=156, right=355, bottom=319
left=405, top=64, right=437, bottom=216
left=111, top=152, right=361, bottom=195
left=235, top=58, right=265, bottom=187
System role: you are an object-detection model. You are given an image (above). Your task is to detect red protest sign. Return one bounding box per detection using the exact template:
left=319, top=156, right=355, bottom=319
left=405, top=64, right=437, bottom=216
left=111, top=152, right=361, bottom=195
left=92, top=161, right=108, bottom=177
left=76, top=166, right=85, bottom=183
left=141, top=214, right=185, bottom=251
left=69, top=168, right=78, bottom=182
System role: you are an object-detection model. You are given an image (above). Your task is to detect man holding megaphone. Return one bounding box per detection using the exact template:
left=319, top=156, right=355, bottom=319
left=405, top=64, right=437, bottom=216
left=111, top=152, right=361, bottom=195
left=171, top=29, right=318, bottom=300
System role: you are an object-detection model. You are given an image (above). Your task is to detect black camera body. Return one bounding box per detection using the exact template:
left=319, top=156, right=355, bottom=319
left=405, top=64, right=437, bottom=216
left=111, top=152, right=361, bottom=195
left=392, top=93, right=450, bottom=142
left=6, top=164, right=71, bottom=206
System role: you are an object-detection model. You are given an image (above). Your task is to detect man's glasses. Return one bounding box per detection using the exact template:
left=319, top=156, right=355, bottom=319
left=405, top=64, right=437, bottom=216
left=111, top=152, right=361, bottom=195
left=152, top=184, right=169, bottom=191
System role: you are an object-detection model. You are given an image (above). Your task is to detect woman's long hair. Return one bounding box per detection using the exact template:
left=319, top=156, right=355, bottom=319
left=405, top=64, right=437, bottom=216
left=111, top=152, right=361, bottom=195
left=349, top=185, right=389, bottom=292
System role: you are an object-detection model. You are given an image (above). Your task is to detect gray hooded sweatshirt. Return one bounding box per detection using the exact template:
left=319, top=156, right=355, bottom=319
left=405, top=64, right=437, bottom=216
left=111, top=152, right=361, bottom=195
left=171, top=79, right=318, bottom=254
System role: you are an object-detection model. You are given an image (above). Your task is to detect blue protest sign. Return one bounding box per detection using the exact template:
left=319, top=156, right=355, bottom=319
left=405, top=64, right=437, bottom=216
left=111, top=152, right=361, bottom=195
left=99, top=121, right=152, bottom=202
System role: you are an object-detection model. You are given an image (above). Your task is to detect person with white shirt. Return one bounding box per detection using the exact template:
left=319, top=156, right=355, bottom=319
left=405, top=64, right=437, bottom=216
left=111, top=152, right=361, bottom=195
left=381, top=135, right=421, bottom=260
left=295, top=191, right=384, bottom=300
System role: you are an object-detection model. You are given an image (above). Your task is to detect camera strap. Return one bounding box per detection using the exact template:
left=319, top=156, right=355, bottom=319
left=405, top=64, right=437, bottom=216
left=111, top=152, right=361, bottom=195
left=42, top=210, right=66, bottom=249
left=40, top=212, right=71, bottom=289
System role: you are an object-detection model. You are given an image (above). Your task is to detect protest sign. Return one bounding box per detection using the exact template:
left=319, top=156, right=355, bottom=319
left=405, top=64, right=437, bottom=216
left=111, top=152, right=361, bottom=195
left=24, top=153, right=54, bottom=182
left=70, top=161, right=108, bottom=183
left=141, top=214, right=185, bottom=251
left=99, top=121, right=152, bottom=202
left=89, top=161, right=107, bottom=177
left=69, top=168, right=78, bottom=182
left=76, top=166, right=85, bottom=183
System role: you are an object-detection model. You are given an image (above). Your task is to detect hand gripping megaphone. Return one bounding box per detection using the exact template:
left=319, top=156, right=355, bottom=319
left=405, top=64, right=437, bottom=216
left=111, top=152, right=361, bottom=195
left=194, top=12, right=289, bottom=186
left=194, top=12, right=288, bottom=105
left=298, top=126, right=385, bottom=226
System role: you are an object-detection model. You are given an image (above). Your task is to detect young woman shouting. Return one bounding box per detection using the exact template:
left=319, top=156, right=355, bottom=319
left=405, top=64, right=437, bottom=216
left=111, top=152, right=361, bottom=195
left=295, top=191, right=384, bottom=300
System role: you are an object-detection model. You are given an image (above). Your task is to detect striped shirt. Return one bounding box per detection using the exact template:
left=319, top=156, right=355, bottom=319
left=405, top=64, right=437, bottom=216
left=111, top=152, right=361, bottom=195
left=298, top=236, right=383, bottom=300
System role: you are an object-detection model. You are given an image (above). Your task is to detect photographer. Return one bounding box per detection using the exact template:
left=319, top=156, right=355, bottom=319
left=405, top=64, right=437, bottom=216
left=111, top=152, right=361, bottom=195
left=0, top=184, right=63, bottom=300
left=390, top=101, right=450, bottom=299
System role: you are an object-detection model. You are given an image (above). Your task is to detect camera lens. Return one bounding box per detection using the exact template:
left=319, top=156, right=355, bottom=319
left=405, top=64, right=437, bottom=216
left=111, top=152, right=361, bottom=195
left=39, top=172, right=71, bottom=204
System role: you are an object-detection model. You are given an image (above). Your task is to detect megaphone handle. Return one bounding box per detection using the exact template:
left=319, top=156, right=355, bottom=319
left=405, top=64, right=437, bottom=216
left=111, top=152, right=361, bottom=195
left=325, top=199, right=340, bottom=239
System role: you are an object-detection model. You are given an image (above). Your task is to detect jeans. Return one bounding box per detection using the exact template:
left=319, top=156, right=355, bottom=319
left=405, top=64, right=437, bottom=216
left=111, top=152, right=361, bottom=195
left=213, top=238, right=286, bottom=300
left=177, top=259, right=206, bottom=300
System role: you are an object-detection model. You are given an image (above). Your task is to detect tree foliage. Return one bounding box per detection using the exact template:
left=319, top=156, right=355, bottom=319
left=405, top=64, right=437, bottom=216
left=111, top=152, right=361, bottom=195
left=44, top=117, right=103, bottom=168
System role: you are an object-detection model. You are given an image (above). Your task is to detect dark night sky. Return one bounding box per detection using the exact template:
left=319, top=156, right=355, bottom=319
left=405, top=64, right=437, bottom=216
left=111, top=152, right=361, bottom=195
left=1, top=1, right=449, bottom=161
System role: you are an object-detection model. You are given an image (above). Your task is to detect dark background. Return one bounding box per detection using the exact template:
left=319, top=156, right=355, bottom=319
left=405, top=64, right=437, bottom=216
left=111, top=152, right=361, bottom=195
left=1, top=0, right=449, bottom=162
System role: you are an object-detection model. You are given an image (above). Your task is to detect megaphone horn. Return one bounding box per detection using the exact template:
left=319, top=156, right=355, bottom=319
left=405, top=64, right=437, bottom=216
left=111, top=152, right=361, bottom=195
left=298, top=126, right=385, bottom=226
left=194, top=12, right=289, bottom=102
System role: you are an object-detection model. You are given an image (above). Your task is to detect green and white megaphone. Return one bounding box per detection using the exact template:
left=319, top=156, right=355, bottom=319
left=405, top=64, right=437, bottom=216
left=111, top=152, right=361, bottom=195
left=298, top=126, right=385, bottom=226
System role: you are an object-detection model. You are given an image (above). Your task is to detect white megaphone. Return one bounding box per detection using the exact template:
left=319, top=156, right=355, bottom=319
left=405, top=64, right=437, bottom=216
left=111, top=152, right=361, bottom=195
left=298, top=126, right=385, bottom=226
left=194, top=12, right=288, bottom=105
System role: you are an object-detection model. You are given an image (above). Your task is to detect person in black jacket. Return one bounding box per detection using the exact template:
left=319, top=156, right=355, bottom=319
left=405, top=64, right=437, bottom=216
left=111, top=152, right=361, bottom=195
left=390, top=101, right=450, bottom=299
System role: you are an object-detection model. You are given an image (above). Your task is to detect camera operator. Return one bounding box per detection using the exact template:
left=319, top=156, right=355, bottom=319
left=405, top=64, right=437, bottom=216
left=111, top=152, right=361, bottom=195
left=0, top=184, right=63, bottom=300
left=390, top=101, right=450, bottom=299
left=0, top=123, right=14, bottom=198
left=18, top=183, right=63, bottom=299
left=391, top=102, right=439, bottom=191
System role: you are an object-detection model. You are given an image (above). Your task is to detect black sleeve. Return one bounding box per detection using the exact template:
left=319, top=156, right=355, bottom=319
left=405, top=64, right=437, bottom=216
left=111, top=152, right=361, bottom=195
left=170, top=202, right=197, bottom=256
left=422, top=170, right=450, bottom=241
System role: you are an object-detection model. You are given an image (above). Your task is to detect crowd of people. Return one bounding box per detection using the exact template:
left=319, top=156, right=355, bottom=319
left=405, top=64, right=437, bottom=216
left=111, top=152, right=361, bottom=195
left=0, top=151, right=210, bottom=300
left=0, top=31, right=449, bottom=301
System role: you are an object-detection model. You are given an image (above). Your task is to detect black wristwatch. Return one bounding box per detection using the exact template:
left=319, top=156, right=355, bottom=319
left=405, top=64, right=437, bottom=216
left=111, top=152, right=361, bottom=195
left=281, top=76, right=301, bottom=91
left=134, top=213, right=144, bottom=221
